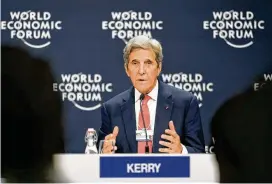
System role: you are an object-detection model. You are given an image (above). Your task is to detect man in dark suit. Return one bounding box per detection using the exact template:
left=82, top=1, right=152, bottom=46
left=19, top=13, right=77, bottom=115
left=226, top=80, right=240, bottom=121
left=98, top=35, right=205, bottom=154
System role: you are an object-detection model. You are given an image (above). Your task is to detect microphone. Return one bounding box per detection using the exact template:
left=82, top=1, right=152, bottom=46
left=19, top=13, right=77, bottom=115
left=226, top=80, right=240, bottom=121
left=139, top=93, right=150, bottom=153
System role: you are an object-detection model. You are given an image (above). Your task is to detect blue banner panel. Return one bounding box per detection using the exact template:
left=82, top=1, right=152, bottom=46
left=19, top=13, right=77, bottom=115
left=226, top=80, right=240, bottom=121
left=100, top=156, right=190, bottom=178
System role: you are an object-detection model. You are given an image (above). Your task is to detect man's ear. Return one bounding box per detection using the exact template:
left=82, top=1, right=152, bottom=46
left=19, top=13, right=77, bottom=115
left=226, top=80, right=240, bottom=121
left=157, top=62, right=162, bottom=76
left=125, top=65, right=130, bottom=77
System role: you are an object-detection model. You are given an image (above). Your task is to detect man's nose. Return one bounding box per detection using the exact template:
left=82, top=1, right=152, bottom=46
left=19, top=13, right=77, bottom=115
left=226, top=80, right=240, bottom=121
left=138, top=63, right=146, bottom=75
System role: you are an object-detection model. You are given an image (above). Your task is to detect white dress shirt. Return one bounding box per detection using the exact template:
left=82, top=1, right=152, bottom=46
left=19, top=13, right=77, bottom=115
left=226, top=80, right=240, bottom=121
left=134, top=80, right=188, bottom=154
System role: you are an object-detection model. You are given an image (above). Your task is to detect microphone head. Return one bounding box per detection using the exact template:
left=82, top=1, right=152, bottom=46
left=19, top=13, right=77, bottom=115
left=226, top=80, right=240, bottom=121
left=140, top=94, right=145, bottom=101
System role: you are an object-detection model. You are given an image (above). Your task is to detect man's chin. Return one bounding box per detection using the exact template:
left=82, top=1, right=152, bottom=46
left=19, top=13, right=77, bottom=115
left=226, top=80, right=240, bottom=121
left=135, top=86, right=150, bottom=94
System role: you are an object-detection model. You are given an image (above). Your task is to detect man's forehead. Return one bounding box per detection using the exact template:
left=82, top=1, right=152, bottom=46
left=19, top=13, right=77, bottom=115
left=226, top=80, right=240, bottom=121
left=128, top=49, right=156, bottom=61
left=130, top=58, right=155, bottom=62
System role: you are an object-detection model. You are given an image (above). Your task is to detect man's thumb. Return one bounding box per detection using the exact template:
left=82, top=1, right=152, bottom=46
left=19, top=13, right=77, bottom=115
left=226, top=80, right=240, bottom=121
left=169, top=121, right=176, bottom=131
left=112, top=126, right=119, bottom=137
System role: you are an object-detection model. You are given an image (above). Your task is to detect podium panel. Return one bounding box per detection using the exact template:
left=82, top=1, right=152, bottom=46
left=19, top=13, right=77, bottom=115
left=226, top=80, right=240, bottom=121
left=54, top=154, right=219, bottom=183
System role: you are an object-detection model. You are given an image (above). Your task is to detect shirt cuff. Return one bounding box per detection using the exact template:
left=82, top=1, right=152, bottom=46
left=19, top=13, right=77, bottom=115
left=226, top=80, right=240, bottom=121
left=181, top=144, right=188, bottom=154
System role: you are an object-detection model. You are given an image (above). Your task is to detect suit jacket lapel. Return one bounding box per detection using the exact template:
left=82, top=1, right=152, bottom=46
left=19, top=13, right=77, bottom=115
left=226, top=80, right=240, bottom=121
left=120, top=87, right=137, bottom=153
left=153, top=81, right=173, bottom=153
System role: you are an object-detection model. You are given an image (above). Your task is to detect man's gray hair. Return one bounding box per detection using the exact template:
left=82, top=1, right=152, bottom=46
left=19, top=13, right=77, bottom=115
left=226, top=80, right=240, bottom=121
left=123, top=35, right=163, bottom=69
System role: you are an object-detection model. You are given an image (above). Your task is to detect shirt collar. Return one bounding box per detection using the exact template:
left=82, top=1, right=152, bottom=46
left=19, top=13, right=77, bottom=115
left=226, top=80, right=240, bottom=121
left=135, top=80, right=158, bottom=102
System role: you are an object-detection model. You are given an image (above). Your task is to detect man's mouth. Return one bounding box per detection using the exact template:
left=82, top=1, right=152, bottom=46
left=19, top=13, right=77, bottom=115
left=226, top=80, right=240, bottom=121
left=138, top=79, right=146, bottom=81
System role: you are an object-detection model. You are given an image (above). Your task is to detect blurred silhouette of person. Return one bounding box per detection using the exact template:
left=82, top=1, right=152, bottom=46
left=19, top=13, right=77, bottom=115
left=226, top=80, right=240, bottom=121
left=212, top=74, right=272, bottom=183
left=1, top=45, right=65, bottom=182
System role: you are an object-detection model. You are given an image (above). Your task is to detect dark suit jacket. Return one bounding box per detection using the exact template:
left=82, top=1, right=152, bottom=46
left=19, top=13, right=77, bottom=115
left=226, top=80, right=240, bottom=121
left=98, top=80, right=205, bottom=153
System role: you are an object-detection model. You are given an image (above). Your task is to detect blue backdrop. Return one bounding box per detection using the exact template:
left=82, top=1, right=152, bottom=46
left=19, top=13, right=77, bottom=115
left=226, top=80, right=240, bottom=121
left=1, top=0, right=272, bottom=153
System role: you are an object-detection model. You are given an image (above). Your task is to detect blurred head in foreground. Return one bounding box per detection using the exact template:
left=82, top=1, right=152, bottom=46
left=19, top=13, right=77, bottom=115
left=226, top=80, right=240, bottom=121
left=1, top=45, right=65, bottom=182
left=212, top=73, right=272, bottom=183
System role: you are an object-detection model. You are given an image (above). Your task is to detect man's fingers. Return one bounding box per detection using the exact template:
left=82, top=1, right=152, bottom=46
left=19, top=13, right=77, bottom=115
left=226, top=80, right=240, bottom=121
left=102, top=127, right=119, bottom=153
left=161, top=134, right=174, bottom=143
left=112, top=126, right=119, bottom=137
left=105, top=126, right=119, bottom=140
left=103, top=141, right=117, bottom=153
left=158, top=148, right=174, bottom=153
left=105, top=134, right=113, bottom=140
left=103, top=141, right=113, bottom=150
left=103, top=146, right=118, bottom=153
left=159, top=140, right=174, bottom=149
left=165, top=129, right=178, bottom=138
left=104, top=140, right=114, bottom=146
left=103, top=144, right=113, bottom=153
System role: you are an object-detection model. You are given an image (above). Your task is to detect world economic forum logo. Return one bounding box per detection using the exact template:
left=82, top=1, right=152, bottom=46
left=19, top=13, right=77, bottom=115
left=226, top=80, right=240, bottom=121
left=161, top=72, right=214, bottom=107
left=102, top=10, right=163, bottom=44
left=1, top=11, right=62, bottom=48
left=254, top=73, right=272, bottom=91
left=53, top=73, right=113, bottom=111
left=203, top=10, right=265, bottom=48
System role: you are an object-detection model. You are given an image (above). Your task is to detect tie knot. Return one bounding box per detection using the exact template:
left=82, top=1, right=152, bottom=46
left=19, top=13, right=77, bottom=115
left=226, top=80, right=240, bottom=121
left=142, top=95, right=151, bottom=105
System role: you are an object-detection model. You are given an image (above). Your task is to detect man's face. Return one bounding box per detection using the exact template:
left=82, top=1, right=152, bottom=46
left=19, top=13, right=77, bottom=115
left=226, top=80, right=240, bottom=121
left=125, top=48, right=161, bottom=94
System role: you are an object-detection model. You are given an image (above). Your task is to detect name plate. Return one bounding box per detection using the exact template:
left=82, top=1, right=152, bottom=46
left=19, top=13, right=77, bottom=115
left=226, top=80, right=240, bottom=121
left=100, top=156, right=190, bottom=178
